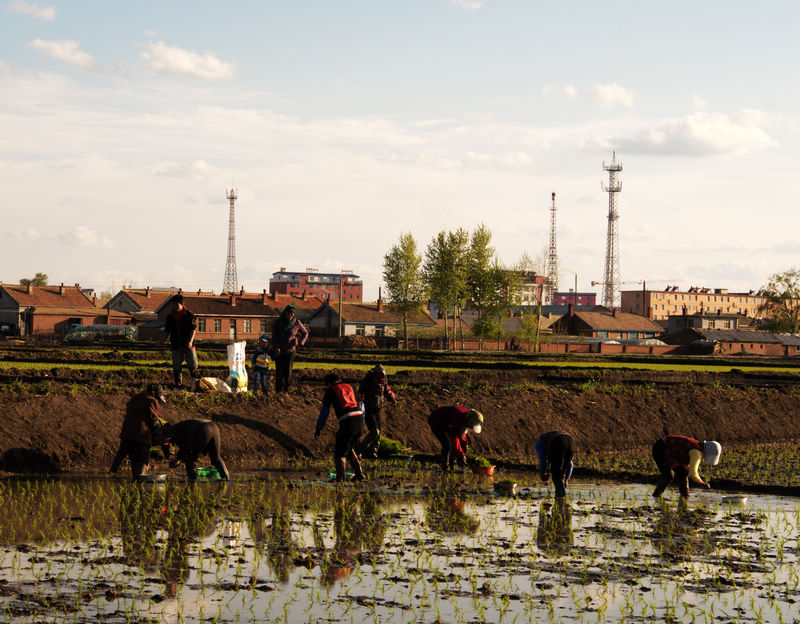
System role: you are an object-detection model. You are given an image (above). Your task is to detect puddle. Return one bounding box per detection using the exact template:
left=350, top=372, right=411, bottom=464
left=0, top=474, right=798, bottom=623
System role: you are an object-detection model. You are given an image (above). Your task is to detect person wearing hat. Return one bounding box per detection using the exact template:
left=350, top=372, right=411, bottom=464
left=427, top=405, right=484, bottom=472
left=250, top=334, right=273, bottom=395
left=535, top=431, right=575, bottom=498
left=314, top=373, right=367, bottom=482
left=271, top=304, right=309, bottom=392
left=356, top=364, right=397, bottom=459
left=110, top=383, right=168, bottom=481
left=652, top=434, right=721, bottom=498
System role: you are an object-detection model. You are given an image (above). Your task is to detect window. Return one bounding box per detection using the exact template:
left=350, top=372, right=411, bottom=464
left=198, top=318, right=206, bottom=332
left=375, top=326, right=385, bottom=337
left=244, top=320, right=252, bottom=333
left=214, top=319, right=222, bottom=333
left=355, top=325, right=366, bottom=336
left=260, top=319, right=268, bottom=333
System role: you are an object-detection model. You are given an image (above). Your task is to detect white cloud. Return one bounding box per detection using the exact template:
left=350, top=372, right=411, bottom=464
left=153, top=160, right=220, bottom=179
left=58, top=226, right=115, bottom=249
left=450, top=0, right=484, bottom=10
left=16, top=229, right=41, bottom=240
left=612, top=110, right=777, bottom=157
left=28, top=39, right=98, bottom=71
left=594, top=83, right=634, bottom=108
left=9, top=1, right=55, bottom=20
left=141, top=41, right=234, bottom=79
left=692, top=94, right=708, bottom=110
left=564, top=85, right=578, bottom=100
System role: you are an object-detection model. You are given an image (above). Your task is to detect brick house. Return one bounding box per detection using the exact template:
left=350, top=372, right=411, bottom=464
left=661, top=328, right=800, bottom=356
left=269, top=268, right=363, bottom=302
left=306, top=298, right=436, bottom=341
left=107, top=287, right=216, bottom=325
left=146, top=291, right=323, bottom=343
left=551, top=305, right=664, bottom=340
left=666, top=310, right=759, bottom=333
left=0, top=283, right=130, bottom=336
left=621, top=286, right=765, bottom=321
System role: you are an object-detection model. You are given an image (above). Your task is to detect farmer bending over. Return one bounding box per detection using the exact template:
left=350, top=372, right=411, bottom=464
left=427, top=405, right=483, bottom=472
left=652, top=435, right=721, bottom=498
left=163, top=419, right=230, bottom=481
left=110, top=383, right=168, bottom=481
left=315, top=373, right=366, bottom=482
left=535, top=431, right=575, bottom=498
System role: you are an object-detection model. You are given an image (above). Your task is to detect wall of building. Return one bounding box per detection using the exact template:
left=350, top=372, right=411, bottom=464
left=622, top=289, right=764, bottom=321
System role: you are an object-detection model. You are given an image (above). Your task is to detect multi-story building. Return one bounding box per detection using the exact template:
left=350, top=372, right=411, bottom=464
left=620, top=286, right=765, bottom=321
left=269, top=268, right=362, bottom=302
left=552, top=290, right=596, bottom=306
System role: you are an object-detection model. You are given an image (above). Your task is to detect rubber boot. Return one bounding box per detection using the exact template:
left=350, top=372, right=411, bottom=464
left=334, top=457, right=347, bottom=482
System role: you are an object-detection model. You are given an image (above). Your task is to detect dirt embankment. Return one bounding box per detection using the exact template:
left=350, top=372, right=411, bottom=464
left=1, top=366, right=799, bottom=474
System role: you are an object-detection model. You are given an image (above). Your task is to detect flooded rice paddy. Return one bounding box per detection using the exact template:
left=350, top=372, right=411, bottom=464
left=1, top=469, right=799, bottom=623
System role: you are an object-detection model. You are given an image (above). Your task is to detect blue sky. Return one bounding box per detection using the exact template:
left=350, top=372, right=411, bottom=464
left=2, top=0, right=798, bottom=300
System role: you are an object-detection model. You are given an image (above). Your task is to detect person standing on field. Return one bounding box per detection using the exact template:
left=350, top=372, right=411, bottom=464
left=314, top=373, right=367, bottom=482
left=535, top=430, right=575, bottom=498
left=163, top=294, right=198, bottom=389
left=110, top=383, right=167, bottom=481
left=357, top=364, right=397, bottom=459
left=250, top=334, right=273, bottom=395
left=271, top=304, right=308, bottom=392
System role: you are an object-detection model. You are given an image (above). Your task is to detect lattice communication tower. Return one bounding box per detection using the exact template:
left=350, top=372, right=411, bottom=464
left=601, top=152, right=622, bottom=308
left=544, top=192, right=559, bottom=305
left=222, top=188, right=238, bottom=293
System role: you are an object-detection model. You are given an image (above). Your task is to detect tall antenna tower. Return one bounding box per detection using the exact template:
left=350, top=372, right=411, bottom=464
left=601, top=151, right=622, bottom=308
left=222, top=188, right=238, bottom=293
left=544, top=191, right=559, bottom=305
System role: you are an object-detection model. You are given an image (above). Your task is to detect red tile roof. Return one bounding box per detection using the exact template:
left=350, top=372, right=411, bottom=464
left=1, top=283, right=94, bottom=308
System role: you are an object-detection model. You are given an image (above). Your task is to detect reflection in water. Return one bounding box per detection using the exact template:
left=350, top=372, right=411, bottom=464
left=536, top=499, right=573, bottom=550
left=650, top=497, right=713, bottom=561
left=248, top=509, right=300, bottom=583
left=117, top=482, right=228, bottom=598
left=316, top=490, right=387, bottom=586
left=426, top=495, right=480, bottom=536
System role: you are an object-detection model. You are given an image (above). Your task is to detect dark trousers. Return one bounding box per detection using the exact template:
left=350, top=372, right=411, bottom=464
left=431, top=428, right=465, bottom=470
left=110, top=438, right=150, bottom=481
left=176, top=421, right=230, bottom=481
left=274, top=352, right=295, bottom=392
left=652, top=438, right=689, bottom=497
left=357, top=407, right=382, bottom=458
left=547, top=434, right=575, bottom=497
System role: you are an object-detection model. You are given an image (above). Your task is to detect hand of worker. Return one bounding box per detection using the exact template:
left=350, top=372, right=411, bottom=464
left=703, top=481, right=711, bottom=489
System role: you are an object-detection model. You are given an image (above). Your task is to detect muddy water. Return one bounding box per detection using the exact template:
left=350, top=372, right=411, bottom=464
left=0, top=474, right=798, bottom=623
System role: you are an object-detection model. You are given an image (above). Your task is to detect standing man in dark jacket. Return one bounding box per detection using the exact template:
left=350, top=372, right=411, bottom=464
left=427, top=405, right=484, bottom=471
left=314, top=373, right=366, bottom=482
left=356, top=364, right=397, bottom=459
left=271, top=304, right=308, bottom=392
left=110, top=383, right=167, bottom=481
left=164, top=419, right=230, bottom=481
left=535, top=431, right=575, bottom=498
left=163, top=295, right=198, bottom=388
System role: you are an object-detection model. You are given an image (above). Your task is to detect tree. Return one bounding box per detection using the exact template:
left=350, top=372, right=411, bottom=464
left=383, top=232, right=428, bottom=348
left=19, top=272, right=48, bottom=287
left=424, top=228, right=469, bottom=348
left=466, top=225, right=500, bottom=347
left=758, top=268, right=800, bottom=333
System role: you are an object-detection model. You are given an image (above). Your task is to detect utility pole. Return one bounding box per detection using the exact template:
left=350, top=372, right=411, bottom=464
left=601, top=152, right=622, bottom=308
left=337, top=272, right=343, bottom=347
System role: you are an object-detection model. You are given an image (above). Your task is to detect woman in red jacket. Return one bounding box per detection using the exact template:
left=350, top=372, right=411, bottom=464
left=427, top=405, right=483, bottom=471
left=652, top=434, right=721, bottom=497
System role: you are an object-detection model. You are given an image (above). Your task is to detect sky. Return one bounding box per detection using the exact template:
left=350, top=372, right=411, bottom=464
left=2, top=1, right=799, bottom=302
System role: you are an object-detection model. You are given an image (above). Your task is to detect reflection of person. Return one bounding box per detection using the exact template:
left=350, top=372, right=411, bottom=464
left=315, top=373, right=366, bottom=482
left=271, top=305, right=308, bottom=392
left=535, top=431, right=575, bottom=497
left=163, top=419, right=230, bottom=481
left=652, top=435, right=721, bottom=498
left=356, top=364, right=397, bottom=459
left=250, top=334, right=273, bottom=395
left=536, top=499, right=573, bottom=550
left=118, top=485, right=164, bottom=567
left=426, top=495, right=480, bottom=535
left=110, top=384, right=167, bottom=481
left=427, top=405, right=483, bottom=471
left=163, top=295, right=199, bottom=389
left=161, top=482, right=228, bottom=596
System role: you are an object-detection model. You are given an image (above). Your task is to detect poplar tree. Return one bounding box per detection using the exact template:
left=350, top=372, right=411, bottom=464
left=758, top=268, right=800, bottom=333
left=383, top=232, right=428, bottom=348
left=424, top=229, right=469, bottom=347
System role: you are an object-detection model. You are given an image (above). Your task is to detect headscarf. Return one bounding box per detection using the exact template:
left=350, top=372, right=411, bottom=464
left=276, top=305, right=295, bottom=334
left=703, top=441, right=721, bottom=466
